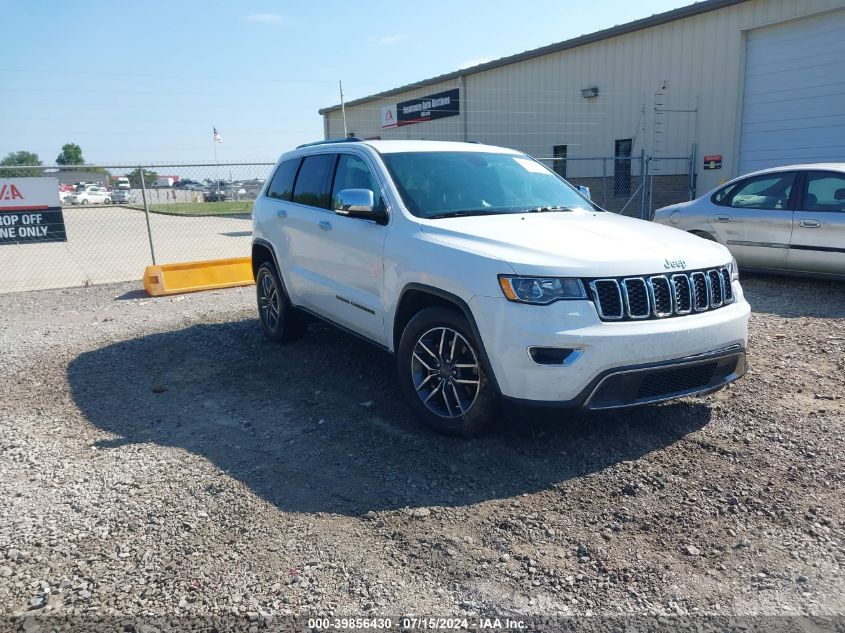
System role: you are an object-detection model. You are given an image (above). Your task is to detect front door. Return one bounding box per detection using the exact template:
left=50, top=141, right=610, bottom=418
left=788, top=170, right=845, bottom=276
left=708, top=171, right=796, bottom=270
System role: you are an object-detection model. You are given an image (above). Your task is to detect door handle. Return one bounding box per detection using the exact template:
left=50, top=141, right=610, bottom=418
left=318, top=220, right=333, bottom=231
left=714, top=214, right=732, bottom=223
left=799, top=219, right=820, bottom=228
left=275, top=209, right=287, bottom=218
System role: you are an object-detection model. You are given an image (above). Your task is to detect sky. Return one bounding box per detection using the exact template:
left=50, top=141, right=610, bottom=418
left=0, top=0, right=693, bottom=166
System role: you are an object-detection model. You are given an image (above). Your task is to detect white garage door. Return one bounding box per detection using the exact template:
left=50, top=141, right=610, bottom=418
left=738, top=9, right=845, bottom=175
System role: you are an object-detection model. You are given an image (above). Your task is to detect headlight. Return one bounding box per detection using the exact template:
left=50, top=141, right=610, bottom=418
left=729, top=257, right=739, bottom=281
left=498, top=275, right=586, bottom=305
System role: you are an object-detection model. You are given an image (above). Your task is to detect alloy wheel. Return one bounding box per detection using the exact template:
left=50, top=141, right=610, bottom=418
left=258, top=271, right=281, bottom=331
left=410, top=326, right=481, bottom=419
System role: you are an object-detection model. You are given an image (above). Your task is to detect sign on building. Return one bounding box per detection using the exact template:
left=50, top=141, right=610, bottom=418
left=0, top=178, right=66, bottom=245
left=381, top=88, right=460, bottom=128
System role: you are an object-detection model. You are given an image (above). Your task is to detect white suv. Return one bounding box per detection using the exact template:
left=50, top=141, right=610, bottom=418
left=251, top=140, right=750, bottom=436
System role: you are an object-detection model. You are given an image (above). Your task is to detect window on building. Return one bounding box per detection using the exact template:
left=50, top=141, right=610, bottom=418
left=614, top=139, right=632, bottom=197
left=552, top=145, right=567, bottom=178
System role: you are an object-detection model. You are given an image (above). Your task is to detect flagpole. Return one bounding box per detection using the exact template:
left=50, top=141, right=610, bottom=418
left=213, top=126, right=219, bottom=183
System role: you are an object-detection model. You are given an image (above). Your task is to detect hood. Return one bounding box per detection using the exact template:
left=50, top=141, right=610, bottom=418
left=419, top=209, right=731, bottom=277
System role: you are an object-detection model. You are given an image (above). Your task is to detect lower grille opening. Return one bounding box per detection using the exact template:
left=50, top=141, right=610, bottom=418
left=637, top=362, right=717, bottom=399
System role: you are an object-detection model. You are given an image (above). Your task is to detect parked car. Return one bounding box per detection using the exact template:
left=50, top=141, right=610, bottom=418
left=251, top=139, right=749, bottom=436
left=654, top=163, right=845, bottom=278
left=203, top=187, right=227, bottom=202
left=110, top=190, right=136, bottom=204
left=114, top=177, right=131, bottom=190
left=152, top=177, right=176, bottom=188
left=68, top=186, right=112, bottom=205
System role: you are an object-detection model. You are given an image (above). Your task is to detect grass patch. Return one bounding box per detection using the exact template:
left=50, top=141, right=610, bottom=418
left=129, top=201, right=253, bottom=216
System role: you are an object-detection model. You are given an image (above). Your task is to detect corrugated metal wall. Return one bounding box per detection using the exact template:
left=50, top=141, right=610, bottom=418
left=325, top=0, right=845, bottom=193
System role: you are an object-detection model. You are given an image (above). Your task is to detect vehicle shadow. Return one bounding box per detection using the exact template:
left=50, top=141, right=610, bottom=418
left=741, top=274, right=845, bottom=318
left=67, top=320, right=711, bottom=516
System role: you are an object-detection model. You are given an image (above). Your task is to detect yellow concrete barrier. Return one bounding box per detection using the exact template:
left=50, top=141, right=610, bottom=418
left=143, top=257, right=253, bottom=297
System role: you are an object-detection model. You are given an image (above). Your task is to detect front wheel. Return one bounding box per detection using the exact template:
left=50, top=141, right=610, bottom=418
left=255, top=261, right=307, bottom=342
left=397, top=307, right=499, bottom=437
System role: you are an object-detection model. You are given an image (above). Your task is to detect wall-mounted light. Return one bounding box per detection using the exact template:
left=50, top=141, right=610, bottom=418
left=581, top=87, right=599, bottom=99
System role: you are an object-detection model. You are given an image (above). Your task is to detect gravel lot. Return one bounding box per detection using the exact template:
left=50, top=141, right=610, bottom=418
left=0, top=276, right=843, bottom=626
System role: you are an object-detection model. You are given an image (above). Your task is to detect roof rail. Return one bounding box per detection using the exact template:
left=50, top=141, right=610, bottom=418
left=296, top=137, right=364, bottom=149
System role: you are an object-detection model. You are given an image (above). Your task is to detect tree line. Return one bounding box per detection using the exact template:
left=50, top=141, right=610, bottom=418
left=0, top=144, right=157, bottom=187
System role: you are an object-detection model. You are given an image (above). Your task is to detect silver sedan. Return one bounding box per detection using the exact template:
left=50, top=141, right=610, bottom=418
left=653, top=164, right=845, bottom=279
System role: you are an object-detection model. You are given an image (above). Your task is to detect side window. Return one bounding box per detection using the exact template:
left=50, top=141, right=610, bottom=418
left=804, top=171, right=845, bottom=212
left=331, top=154, right=382, bottom=210
left=725, top=172, right=796, bottom=210
left=712, top=182, right=737, bottom=205
left=266, top=158, right=300, bottom=201
left=291, top=154, right=334, bottom=209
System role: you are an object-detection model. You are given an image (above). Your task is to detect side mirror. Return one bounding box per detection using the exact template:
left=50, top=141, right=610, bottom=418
left=577, top=185, right=592, bottom=200
left=334, top=189, right=387, bottom=223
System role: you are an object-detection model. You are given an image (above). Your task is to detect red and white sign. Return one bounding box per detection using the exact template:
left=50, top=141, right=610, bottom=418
left=0, top=177, right=66, bottom=244
left=380, top=104, right=398, bottom=129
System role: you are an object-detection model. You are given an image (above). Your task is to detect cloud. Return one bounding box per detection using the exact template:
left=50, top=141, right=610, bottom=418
left=458, top=57, right=492, bottom=69
left=243, top=13, right=287, bottom=25
left=373, top=33, right=407, bottom=46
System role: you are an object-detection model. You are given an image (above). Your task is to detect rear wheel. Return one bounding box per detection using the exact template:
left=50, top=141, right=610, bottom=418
left=81, top=199, right=89, bottom=205
left=255, top=261, right=307, bottom=342
left=103, top=198, right=111, bottom=204
left=397, top=307, right=499, bottom=437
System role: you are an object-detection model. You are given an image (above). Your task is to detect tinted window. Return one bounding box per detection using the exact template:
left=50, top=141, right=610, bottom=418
left=331, top=154, right=382, bottom=209
left=804, top=171, right=845, bottom=212
left=291, top=154, right=333, bottom=209
left=266, top=158, right=300, bottom=201
left=725, top=172, right=795, bottom=210
left=381, top=151, right=596, bottom=218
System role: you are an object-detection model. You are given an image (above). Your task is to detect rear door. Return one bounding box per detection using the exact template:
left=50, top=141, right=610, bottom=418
left=788, top=170, right=845, bottom=276
left=708, top=171, right=797, bottom=270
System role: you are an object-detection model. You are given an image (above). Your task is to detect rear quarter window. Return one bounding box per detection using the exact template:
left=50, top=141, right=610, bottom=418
left=266, top=158, right=301, bottom=201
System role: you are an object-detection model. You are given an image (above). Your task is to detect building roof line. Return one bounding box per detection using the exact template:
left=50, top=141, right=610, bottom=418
left=319, top=0, right=747, bottom=115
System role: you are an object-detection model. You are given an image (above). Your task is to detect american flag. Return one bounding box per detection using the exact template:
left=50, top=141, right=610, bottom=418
left=213, top=127, right=222, bottom=143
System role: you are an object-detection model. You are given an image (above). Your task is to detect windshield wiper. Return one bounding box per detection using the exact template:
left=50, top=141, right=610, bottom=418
left=522, top=206, right=574, bottom=213
left=426, top=210, right=506, bottom=219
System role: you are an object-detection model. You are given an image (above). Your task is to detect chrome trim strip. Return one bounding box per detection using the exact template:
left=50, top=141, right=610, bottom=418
left=726, top=240, right=789, bottom=249
left=621, top=277, right=650, bottom=319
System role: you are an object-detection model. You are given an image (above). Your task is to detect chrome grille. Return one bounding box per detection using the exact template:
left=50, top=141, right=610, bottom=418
left=588, top=267, right=734, bottom=322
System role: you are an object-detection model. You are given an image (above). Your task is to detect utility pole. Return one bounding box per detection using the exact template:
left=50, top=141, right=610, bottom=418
left=339, top=80, right=348, bottom=138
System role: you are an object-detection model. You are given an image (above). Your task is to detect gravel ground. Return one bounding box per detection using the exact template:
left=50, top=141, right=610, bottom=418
left=0, top=276, right=843, bottom=627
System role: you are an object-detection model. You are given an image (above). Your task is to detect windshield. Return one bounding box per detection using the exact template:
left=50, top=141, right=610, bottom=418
left=381, top=151, right=597, bottom=219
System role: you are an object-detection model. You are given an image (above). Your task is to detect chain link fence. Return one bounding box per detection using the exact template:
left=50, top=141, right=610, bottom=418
left=0, top=163, right=273, bottom=293
left=536, top=151, right=696, bottom=218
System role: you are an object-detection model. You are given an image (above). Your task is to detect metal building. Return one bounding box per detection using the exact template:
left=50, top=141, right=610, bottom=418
left=320, top=0, right=845, bottom=213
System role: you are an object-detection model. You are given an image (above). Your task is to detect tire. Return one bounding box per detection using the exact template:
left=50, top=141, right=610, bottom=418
left=81, top=199, right=89, bottom=205
left=397, top=307, right=499, bottom=437
left=255, top=261, right=307, bottom=342
left=104, top=198, right=111, bottom=204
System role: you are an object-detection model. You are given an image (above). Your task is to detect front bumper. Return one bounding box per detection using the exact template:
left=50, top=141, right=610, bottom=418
left=470, top=283, right=750, bottom=406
